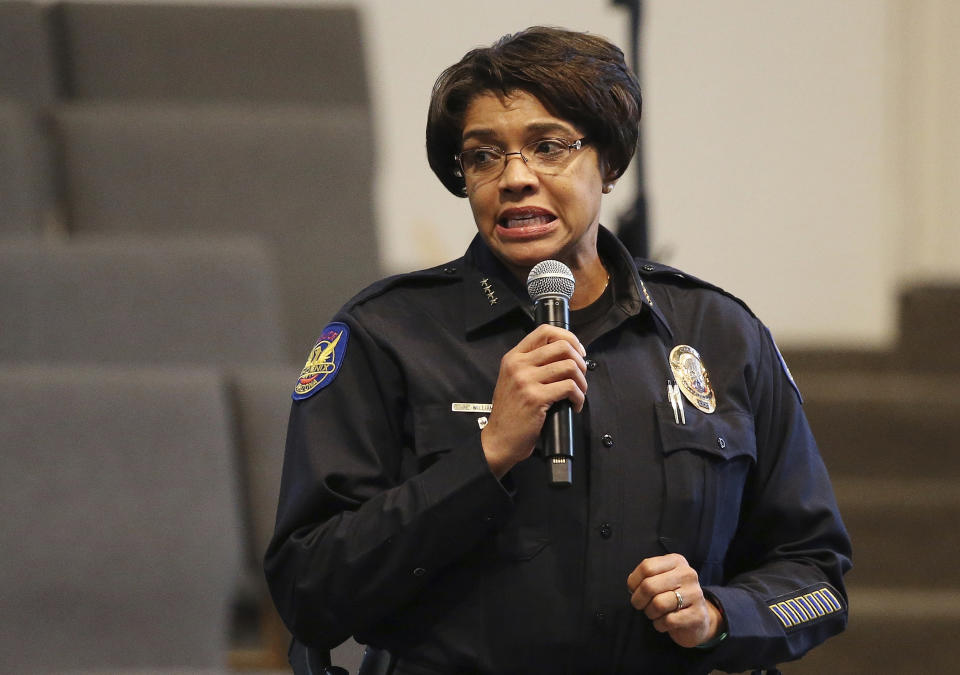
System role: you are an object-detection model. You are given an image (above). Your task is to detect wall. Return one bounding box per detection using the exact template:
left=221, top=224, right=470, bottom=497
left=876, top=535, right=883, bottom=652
left=58, top=0, right=960, bottom=348
left=353, top=0, right=917, bottom=348
left=642, top=1, right=897, bottom=348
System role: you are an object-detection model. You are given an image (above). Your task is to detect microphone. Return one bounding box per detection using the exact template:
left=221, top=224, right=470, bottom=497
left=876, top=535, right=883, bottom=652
left=526, top=260, right=576, bottom=487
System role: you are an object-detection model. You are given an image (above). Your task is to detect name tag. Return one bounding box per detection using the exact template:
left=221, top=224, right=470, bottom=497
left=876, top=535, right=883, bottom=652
left=451, top=402, right=493, bottom=413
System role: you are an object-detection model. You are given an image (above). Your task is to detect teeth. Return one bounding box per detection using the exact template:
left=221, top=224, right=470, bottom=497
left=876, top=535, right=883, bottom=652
left=504, top=214, right=552, bottom=228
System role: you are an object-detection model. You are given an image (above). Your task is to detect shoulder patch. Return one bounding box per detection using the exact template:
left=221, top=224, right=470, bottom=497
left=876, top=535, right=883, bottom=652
left=292, top=322, right=350, bottom=400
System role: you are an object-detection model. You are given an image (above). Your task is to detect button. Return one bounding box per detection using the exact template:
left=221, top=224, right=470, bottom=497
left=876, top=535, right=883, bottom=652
left=585, top=358, right=597, bottom=371
left=599, top=523, right=613, bottom=539
left=717, top=437, right=726, bottom=450
left=601, top=434, right=614, bottom=448
left=484, top=514, right=495, bottom=523
left=413, top=567, right=426, bottom=577
left=442, top=266, right=456, bottom=275
left=642, top=264, right=655, bottom=272
left=594, top=610, right=607, bottom=624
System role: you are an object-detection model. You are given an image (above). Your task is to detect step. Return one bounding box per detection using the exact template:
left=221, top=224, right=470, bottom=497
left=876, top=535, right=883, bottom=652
left=797, top=372, right=960, bottom=478
left=898, top=284, right=960, bottom=372
left=781, top=347, right=895, bottom=376
left=781, top=587, right=960, bottom=674
left=832, top=477, right=960, bottom=588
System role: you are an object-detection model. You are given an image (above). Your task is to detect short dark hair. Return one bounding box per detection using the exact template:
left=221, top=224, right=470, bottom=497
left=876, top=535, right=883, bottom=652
left=426, top=26, right=642, bottom=197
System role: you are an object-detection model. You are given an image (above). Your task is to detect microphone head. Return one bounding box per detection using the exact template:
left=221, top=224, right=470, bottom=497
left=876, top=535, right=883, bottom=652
left=527, top=259, right=575, bottom=303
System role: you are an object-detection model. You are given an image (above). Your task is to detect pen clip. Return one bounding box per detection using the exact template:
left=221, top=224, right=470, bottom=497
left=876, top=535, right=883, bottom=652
left=667, top=381, right=686, bottom=425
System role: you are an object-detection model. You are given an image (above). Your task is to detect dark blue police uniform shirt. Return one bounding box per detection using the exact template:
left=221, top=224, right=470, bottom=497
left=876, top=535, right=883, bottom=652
left=265, top=226, right=852, bottom=674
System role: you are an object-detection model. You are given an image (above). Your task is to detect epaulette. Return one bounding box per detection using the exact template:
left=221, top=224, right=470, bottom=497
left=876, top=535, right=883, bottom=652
left=638, top=259, right=803, bottom=402
left=339, top=257, right=465, bottom=313
left=635, top=259, right=758, bottom=320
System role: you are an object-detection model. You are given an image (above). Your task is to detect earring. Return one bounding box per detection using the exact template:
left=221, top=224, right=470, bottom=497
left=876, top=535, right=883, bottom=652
left=460, top=186, right=468, bottom=197
left=602, top=183, right=614, bottom=194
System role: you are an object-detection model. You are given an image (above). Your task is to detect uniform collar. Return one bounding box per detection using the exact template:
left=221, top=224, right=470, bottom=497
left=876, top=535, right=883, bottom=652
left=458, top=226, right=673, bottom=340
left=597, top=226, right=674, bottom=340
left=461, top=237, right=532, bottom=337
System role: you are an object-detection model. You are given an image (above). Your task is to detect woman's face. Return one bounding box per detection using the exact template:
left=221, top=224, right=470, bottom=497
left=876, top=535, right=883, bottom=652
left=460, top=90, right=610, bottom=279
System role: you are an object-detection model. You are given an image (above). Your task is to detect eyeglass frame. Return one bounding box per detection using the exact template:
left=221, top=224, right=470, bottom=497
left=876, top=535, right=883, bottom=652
left=453, top=137, right=588, bottom=181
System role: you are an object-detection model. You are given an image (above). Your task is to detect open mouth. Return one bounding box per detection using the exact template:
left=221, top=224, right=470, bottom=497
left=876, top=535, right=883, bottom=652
left=498, top=208, right=557, bottom=229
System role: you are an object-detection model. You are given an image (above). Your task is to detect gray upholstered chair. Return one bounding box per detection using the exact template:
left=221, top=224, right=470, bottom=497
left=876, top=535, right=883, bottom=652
left=50, top=2, right=368, bottom=105
left=0, top=236, right=287, bottom=365
left=230, top=365, right=366, bottom=675
left=46, top=2, right=380, bottom=359
left=0, top=364, right=243, bottom=671
left=51, top=103, right=379, bottom=359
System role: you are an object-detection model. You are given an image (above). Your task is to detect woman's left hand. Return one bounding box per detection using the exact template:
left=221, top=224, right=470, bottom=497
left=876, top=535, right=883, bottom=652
left=627, top=553, right=725, bottom=648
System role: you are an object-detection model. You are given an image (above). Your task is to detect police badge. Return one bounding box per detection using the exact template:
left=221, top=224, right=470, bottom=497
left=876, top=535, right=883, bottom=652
left=669, top=345, right=717, bottom=413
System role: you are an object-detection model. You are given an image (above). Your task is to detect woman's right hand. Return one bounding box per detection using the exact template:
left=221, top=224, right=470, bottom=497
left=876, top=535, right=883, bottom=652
left=481, top=324, right=588, bottom=478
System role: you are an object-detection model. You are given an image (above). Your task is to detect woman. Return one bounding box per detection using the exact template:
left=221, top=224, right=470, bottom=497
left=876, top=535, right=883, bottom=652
left=266, top=27, right=851, bottom=674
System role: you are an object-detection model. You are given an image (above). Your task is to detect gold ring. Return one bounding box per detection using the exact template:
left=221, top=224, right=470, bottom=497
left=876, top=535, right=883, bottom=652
left=674, top=589, right=684, bottom=611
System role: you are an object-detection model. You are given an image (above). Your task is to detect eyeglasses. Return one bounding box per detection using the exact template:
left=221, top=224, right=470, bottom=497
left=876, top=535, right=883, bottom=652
left=455, top=137, right=587, bottom=181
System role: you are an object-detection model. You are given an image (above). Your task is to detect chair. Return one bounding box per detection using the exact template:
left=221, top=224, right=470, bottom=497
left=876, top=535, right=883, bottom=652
left=228, top=366, right=367, bottom=672
left=0, top=364, right=243, bottom=671
left=51, top=103, right=379, bottom=358
left=50, top=2, right=369, bottom=105
left=0, top=236, right=287, bottom=365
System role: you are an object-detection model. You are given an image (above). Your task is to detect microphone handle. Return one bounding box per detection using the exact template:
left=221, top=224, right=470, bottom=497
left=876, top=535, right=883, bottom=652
left=534, top=298, right=574, bottom=487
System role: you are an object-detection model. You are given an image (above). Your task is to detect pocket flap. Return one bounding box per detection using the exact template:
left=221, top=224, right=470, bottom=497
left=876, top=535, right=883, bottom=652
left=413, top=403, right=487, bottom=457
left=655, top=403, right=756, bottom=462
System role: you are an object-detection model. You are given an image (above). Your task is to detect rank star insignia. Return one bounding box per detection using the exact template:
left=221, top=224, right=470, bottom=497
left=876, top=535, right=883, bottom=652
left=479, top=278, right=498, bottom=305
left=669, top=345, right=717, bottom=413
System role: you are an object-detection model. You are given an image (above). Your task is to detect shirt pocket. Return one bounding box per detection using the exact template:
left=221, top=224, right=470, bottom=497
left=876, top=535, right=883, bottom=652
left=654, top=402, right=756, bottom=574
left=411, top=403, right=488, bottom=469
left=412, top=403, right=548, bottom=561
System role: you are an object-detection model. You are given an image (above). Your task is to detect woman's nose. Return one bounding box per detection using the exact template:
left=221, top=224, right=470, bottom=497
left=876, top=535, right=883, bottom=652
left=498, top=152, right=538, bottom=192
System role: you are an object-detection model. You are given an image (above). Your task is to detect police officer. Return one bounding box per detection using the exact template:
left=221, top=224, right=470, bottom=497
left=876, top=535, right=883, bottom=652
left=265, top=27, right=851, bottom=674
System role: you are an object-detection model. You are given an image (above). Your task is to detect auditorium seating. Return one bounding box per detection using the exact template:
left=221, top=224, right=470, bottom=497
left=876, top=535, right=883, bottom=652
left=0, top=237, right=286, bottom=365
left=0, top=365, right=242, bottom=672
left=229, top=366, right=366, bottom=675
left=51, top=102, right=377, bottom=359
left=0, top=1, right=377, bottom=668
left=48, top=2, right=368, bottom=106
left=46, top=0, right=380, bottom=359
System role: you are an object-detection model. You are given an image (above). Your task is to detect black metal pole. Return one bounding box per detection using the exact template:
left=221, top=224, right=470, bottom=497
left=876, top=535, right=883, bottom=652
left=611, top=0, right=649, bottom=259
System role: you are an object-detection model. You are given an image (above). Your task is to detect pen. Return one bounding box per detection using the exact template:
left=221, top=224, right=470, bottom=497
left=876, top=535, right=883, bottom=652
left=668, top=381, right=686, bottom=425
left=667, top=381, right=679, bottom=424
left=675, top=385, right=686, bottom=425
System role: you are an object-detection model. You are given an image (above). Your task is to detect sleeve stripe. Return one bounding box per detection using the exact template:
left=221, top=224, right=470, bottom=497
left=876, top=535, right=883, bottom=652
left=802, top=593, right=826, bottom=616
left=769, top=587, right=842, bottom=629
left=769, top=603, right=792, bottom=627
left=819, top=587, right=842, bottom=612
left=787, top=599, right=810, bottom=621
left=779, top=601, right=801, bottom=625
